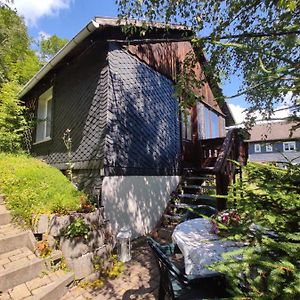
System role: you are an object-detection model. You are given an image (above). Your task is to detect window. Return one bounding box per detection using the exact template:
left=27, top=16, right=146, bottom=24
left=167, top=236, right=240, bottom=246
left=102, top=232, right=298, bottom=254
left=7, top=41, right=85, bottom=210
left=266, top=143, right=273, bottom=152
left=181, top=111, right=192, bottom=141
left=283, top=141, right=296, bottom=152
left=35, top=87, right=53, bottom=143
left=254, top=144, right=261, bottom=153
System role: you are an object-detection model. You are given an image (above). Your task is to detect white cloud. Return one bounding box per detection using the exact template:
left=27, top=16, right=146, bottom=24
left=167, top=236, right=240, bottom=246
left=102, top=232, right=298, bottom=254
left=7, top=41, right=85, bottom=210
left=228, top=103, right=247, bottom=124
left=228, top=102, right=292, bottom=125
left=38, top=31, right=51, bottom=41
left=10, top=0, right=73, bottom=26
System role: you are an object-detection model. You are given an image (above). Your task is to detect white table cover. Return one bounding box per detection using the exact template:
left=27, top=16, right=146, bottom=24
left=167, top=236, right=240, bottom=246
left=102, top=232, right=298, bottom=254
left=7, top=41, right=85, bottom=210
left=172, top=218, right=238, bottom=276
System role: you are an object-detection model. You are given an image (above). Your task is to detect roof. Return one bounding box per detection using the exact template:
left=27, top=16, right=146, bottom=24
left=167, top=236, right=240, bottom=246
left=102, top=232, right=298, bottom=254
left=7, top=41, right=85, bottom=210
left=19, top=17, right=192, bottom=98
left=247, top=121, right=300, bottom=142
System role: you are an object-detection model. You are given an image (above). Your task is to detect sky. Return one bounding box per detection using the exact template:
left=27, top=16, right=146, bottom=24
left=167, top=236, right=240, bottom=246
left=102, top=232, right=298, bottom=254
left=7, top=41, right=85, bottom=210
left=10, top=0, right=292, bottom=124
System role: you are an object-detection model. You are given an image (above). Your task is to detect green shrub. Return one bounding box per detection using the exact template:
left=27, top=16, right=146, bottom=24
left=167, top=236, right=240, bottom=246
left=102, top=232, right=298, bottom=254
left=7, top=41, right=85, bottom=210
left=0, top=153, right=82, bottom=226
left=64, top=217, right=90, bottom=239
left=211, top=162, right=300, bottom=299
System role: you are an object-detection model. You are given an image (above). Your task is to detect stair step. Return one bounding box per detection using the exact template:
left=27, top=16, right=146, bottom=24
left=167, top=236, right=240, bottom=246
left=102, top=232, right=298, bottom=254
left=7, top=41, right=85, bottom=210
left=178, top=194, right=216, bottom=200
left=0, top=205, right=11, bottom=226
left=1, top=270, right=73, bottom=300
left=0, top=254, right=46, bottom=291
left=183, top=185, right=216, bottom=190
left=171, top=203, right=209, bottom=209
left=186, top=176, right=215, bottom=181
left=0, top=230, right=36, bottom=255
left=163, top=214, right=183, bottom=221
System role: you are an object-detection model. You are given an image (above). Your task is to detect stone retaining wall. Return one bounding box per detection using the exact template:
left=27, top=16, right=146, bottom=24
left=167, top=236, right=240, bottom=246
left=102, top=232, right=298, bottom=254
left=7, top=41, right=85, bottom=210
left=33, top=208, right=114, bottom=279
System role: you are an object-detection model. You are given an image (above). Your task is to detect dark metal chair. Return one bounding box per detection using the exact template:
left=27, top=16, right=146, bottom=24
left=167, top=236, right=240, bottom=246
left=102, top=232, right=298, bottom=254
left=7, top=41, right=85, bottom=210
left=147, top=237, right=230, bottom=300
left=182, top=205, right=217, bottom=222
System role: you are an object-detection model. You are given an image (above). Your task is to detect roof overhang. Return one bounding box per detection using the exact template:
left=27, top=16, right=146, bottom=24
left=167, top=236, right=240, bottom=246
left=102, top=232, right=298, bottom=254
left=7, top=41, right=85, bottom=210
left=19, top=17, right=192, bottom=99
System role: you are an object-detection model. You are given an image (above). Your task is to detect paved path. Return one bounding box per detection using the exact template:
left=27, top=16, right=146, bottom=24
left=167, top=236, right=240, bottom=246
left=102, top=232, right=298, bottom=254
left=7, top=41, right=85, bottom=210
left=62, top=239, right=160, bottom=300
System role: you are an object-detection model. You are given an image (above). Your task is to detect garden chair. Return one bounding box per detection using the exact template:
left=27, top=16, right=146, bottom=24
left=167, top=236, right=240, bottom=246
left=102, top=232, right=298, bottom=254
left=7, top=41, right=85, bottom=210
left=147, top=237, right=230, bottom=300
left=182, top=205, right=217, bottom=222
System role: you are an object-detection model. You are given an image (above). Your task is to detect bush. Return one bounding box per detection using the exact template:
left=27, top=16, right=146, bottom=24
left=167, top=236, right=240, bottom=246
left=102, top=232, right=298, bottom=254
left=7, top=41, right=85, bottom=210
left=0, top=153, right=82, bottom=226
left=211, top=162, right=300, bottom=299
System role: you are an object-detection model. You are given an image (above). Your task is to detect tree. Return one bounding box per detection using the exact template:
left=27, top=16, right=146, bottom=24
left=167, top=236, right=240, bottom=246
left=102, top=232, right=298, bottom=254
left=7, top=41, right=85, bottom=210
left=38, top=34, right=68, bottom=65
left=0, top=79, right=28, bottom=152
left=0, top=4, right=40, bottom=152
left=118, top=0, right=300, bottom=121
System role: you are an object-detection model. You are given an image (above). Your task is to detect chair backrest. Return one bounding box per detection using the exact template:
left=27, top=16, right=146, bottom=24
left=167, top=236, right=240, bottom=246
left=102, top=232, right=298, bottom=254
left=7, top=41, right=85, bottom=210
left=183, top=205, right=217, bottom=222
left=147, top=237, right=188, bottom=291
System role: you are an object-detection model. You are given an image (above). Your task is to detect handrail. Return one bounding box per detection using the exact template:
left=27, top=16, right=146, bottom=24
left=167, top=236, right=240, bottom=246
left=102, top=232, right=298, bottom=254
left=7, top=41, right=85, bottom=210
left=211, top=128, right=245, bottom=211
left=213, top=129, right=237, bottom=174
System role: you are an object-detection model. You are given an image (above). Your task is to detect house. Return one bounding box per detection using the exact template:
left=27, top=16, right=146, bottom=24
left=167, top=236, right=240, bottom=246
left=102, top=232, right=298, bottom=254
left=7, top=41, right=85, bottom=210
left=247, top=121, right=300, bottom=167
left=20, top=17, right=239, bottom=237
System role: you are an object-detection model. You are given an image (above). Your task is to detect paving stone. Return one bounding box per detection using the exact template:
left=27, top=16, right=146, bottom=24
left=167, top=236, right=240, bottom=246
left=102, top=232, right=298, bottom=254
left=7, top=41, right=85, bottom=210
left=3, top=257, right=29, bottom=270
left=0, top=292, right=11, bottom=300
left=0, top=248, right=22, bottom=260
left=0, top=257, right=10, bottom=266
left=26, top=274, right=51, bottom=291
left=8, top=283, right=31, bottom=300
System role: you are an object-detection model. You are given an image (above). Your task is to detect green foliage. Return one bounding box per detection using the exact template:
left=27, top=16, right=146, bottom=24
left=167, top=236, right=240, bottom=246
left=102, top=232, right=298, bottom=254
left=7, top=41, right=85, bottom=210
left=0, top=5, right=40, bottom=153
left=118, top=0, right=300, bottom=120
left=64, top=217, right=90, bottom=239
left=38, top=34, right=68, bottom=65
left=0, top=5, right=40, bottom=85
left=0, top=153, right=82, bottom=226
left=0, top=80, right=28, bottom=152
left=93, top=254, right=125, bottom=279
left=211, top=162, right=300, bottom=299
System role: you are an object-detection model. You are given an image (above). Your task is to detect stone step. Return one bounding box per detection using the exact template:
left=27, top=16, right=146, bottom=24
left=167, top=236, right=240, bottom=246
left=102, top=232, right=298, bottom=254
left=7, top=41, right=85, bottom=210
left=0, top=254, right=45, bottom=291
left=0, top=205, right=11, bottom=226
left=0, top=230, right=36, bottom=255
left=1, top=270, right=74, bottom=300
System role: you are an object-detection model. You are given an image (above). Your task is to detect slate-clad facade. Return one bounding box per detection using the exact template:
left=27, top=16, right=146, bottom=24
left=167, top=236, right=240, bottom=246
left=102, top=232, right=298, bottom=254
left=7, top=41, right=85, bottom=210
left=105, top=44, right=180, bottom=176
left=25, top=41, right=180, bottom=177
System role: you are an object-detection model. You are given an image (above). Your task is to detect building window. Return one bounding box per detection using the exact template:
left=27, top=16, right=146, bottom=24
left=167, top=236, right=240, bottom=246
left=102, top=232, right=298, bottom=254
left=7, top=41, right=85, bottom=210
left=181, top=111, right=192, bottom=141
left=266, top=143, right=273, bottom=152
left=36, top=87, right=53, bottom=143
left=283, top=141, right=296, bottom=152
left=254, top=144, right=261, bottom=153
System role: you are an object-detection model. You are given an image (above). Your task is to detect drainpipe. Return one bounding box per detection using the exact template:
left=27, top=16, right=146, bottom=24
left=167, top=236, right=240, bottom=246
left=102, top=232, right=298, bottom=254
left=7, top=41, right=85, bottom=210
left=18, top=20, right=100, bottom=99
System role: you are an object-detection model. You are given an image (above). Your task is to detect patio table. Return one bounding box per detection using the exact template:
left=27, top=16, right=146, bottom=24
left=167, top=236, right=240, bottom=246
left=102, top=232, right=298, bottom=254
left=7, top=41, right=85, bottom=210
left=172, top=218, right=240, bottom=276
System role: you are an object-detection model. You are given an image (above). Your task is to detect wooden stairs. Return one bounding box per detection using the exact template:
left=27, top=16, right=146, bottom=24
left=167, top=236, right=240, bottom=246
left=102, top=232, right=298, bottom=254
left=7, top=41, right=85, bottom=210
left=156, top=128, right=248, bottom=241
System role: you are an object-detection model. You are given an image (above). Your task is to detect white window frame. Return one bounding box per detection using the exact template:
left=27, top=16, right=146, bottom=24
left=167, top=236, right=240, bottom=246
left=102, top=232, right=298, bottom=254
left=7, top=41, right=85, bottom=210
left=266, top=143, right=273, bottom=152
left=283, top=141, right=296, bottom=152
left=34, top=87, right=53, bottom=144
left=254, top=143, right=261, bottom=153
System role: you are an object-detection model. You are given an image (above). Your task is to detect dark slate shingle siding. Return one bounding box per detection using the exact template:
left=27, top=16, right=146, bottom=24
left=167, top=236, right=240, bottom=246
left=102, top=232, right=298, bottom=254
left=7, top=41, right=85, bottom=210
left=32, top=42, right=109, bottom=166
left=104, top=43, right=180, bottom=175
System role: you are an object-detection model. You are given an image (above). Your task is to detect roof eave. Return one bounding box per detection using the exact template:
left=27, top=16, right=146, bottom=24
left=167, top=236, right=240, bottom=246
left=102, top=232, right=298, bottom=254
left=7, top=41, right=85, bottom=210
left=18, top=20, right=100, bottom=99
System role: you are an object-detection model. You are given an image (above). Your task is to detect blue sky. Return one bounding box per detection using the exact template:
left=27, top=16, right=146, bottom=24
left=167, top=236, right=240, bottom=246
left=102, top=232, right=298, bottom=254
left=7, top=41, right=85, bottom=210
left=10, top=0, right=291, bottom=123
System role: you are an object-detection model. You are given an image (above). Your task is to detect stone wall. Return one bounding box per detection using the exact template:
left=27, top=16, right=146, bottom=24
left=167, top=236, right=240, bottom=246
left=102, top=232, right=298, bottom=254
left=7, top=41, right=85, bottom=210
left=33, top=208, right=114, bottom=279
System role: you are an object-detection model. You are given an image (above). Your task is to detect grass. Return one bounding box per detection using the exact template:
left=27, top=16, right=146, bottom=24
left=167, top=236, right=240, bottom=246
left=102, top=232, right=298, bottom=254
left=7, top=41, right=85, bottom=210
left=0, top=152, right=82, bottom=226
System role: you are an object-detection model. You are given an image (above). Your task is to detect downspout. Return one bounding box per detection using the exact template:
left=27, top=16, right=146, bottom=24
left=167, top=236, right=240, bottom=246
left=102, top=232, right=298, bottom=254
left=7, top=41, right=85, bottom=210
left=18, top=20, right=100, bottom=99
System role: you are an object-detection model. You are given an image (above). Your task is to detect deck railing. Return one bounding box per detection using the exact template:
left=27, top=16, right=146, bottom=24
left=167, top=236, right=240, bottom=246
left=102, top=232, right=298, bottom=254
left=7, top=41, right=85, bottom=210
left=199, top=129, right=248, bottom=210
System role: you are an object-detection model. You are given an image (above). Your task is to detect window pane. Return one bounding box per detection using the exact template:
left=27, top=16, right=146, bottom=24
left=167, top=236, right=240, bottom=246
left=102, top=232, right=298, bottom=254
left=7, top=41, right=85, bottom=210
left=186, top=114, right=192, bottom=141
left=196, top=103, right=205, bottom=140
left=46, top=98, right=52, bottom=138
left=211, top=112, right=219, bottom=138
left=266, top=143, right=273, bottom=152
left=204, top=107, right=210, bottom=138
left=254, top=144, right=261, bottom=152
